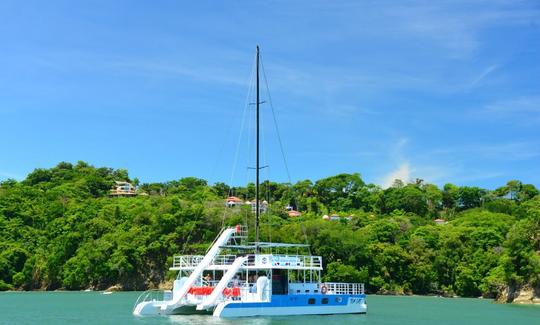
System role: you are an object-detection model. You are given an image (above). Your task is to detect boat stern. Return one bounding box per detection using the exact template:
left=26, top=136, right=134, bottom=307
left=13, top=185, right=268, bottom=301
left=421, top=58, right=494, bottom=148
left=133, top=300, right=165, bottom=316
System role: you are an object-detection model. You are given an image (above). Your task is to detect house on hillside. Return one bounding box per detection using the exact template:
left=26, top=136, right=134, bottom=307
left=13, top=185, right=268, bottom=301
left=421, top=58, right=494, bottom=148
left=226, top=196, right=243, bottom=207
left=247, top=200, right=268, bottom=213
left=322, top=214, right=352, bottom=221
left=225, top=197, right=268, bottom=213
left=288, top=210, right=301, bottom=217
left=109, top=181, right=137, bottom=197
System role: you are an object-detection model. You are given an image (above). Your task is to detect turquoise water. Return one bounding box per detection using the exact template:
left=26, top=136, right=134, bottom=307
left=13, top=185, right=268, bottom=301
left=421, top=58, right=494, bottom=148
left=0, top=292, right=539, bottom=324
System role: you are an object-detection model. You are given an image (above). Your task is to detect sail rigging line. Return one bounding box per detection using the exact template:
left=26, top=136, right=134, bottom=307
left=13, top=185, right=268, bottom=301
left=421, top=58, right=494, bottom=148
left=257, top=72, right=272, bottom=249
left=216, top=51, right=256, bottom=229
left=243, top=104, right=255, bottom=232
left=259, top=53, right=311, bottom=254
left=259, top=55, right=294, bottom=188
left=244, top=102, right=254, bottom=186
left=180, top=221, right=197, bottom=257
left=238, top=64, right=258, bottom=236
left=259, top=103, right=273, bottom=251
left=228, top=51, right=257, bottom=197
left=260, top=54, right=301, bottom=211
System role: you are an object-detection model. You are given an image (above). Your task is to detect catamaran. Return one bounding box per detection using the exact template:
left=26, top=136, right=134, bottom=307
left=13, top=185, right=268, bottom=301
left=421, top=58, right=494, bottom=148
left=132, top=46, right=367, bottom=318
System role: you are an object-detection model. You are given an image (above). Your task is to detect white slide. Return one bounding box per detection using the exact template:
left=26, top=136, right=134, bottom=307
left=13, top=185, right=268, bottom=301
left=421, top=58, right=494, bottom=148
left=162, top=227, right=238, bottom=312
left=197, top=256, right=247, bottom=310
left=133, top=227, right=238, bottom=315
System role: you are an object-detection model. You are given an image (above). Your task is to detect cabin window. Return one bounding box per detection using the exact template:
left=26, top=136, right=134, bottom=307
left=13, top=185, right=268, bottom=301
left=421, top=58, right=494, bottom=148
left=322, top=298, right=329, bottom=304
left=308, top=298, right=316, bottom=305
left=335, top=297, right=342, bottom=303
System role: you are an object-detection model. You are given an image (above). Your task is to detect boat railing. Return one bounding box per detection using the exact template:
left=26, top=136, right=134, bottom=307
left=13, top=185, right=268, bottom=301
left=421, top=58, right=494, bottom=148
left=132, top=289, right=167, bottom=311
left=172, top=255, right=205, bottom=268
left=211, top=254, right=239, bottom=266
left=323, top=282, right=365, bottom=295
left=172, top=254, right=242, bottom=268
left=298, top=255, right=322, bottom=268
left=230, top=225, right=248, bottom=239
left=244, top=254, right=322, bottom=268
left=172, top=253, right=322, bottom=269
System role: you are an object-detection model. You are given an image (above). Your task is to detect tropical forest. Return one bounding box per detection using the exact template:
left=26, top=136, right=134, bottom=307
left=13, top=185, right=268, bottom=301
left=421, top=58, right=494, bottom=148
left=0, top=161, right=539, bottom=303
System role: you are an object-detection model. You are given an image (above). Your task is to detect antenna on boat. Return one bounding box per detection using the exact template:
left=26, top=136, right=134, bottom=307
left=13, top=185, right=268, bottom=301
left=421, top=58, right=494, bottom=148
left=255, top=45, right=261, bottom=253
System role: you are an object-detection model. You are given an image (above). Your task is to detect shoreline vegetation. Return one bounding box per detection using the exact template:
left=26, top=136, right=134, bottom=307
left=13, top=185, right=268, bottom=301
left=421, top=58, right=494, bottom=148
left=4, top=287, right=539, bottom=306
left=1, top=161, right=539, bottom=305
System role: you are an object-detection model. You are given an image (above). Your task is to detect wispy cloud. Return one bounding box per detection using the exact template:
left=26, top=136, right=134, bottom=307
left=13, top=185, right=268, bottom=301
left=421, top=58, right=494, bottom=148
left=291, top=150, right=378, bottom=159
left=377, top=136, right=540, bottom=188
left=381, top=162, right=411, bottom=188
left=390, top=137, right=409, bottom=162
left=378, top=137, right=454, bottom=187
left=480, top=96, right=540, bottom=124
left=467, top=64, right=499, bottom=89
left=8, top=48, right=254, bottom=88
left=430, top=141, right=540, bottom=161
left=484, top=96, right=540, bottom=114
left=418, top=141, right=540, bottom=185
left=451, top=171, right=505, bottom=184
left=382, top=3, right=540, bottom=58
left=378, top=137, right=412, bottom=188
left=109, top=58, right=250, bottom=86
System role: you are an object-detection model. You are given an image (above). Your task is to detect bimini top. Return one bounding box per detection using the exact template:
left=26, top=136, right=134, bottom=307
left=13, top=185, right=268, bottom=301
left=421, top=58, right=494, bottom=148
left=219, top=241, right=311, bottom=250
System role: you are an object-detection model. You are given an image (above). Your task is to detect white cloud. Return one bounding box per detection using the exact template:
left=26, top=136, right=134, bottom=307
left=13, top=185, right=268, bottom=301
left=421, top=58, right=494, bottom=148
left=381, top=162, right=411, bottom=188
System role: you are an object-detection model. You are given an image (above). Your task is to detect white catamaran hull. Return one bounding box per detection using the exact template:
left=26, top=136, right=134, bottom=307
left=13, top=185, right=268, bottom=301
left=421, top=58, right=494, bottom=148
left=133, top=301, right=212, bottom=316
left=213, top=295, right=367, bottom=318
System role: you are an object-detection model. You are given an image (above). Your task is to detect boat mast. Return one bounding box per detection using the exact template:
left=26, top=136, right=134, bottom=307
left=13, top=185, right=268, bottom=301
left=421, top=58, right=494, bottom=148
left=255, top=45, right=261, bottom=253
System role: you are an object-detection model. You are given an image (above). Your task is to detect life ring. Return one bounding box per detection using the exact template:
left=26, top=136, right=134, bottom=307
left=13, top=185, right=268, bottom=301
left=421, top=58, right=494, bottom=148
left=321, top=285, right=328, bottom=294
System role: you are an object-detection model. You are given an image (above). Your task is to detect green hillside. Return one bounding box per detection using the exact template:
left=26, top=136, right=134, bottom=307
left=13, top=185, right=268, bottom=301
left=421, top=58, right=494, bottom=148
left=0, top=161, right=538, bottom=300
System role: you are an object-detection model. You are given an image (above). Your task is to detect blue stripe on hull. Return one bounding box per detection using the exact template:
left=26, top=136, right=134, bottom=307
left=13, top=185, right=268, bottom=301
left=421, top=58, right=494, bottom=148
left=225, top=294, right=366, bottom=308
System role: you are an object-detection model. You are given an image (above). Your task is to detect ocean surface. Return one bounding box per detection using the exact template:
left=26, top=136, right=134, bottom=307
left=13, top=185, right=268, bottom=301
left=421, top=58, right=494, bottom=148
left=0, top=291, right=539, bottom=325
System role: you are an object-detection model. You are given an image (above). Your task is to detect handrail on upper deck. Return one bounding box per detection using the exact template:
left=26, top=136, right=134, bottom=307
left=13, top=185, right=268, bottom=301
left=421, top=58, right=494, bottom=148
left=322, top=282, right=365, bottom=295
left=171, top=253, right=323, bottom=269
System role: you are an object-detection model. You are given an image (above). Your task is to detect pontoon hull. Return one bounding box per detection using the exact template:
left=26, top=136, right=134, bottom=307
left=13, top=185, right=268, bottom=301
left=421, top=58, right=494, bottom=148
left=213, top=294, right=367, bottom=317
left=133, top=301, right=212, bottom=316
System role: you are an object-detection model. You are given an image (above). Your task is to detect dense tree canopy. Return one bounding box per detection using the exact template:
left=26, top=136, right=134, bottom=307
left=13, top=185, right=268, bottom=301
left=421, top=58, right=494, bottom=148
left=0, top=162, right=538, bottom=299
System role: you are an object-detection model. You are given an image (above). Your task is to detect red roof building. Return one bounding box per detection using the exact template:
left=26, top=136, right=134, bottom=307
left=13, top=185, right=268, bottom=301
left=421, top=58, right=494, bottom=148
left=288, top=210, right=301, bottom=217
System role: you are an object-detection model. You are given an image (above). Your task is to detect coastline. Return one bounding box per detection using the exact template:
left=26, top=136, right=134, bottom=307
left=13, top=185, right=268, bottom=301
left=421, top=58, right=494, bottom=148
left=496, top=284, right=540, bottom=305
left=5, top=286, right=539, bottom=306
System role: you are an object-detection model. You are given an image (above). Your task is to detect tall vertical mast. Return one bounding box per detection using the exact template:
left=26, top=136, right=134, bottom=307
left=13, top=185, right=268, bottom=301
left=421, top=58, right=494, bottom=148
left=255, top=45, right=260, bottom=253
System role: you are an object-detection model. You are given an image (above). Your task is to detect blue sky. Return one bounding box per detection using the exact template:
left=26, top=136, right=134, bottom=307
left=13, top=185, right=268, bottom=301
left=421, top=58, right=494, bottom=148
left=0, top=0, right=539, bottom=189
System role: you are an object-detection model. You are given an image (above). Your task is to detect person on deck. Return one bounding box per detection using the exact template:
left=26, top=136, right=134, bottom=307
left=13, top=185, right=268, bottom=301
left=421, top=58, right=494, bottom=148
left=249, top=275, right=258, bottom=293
